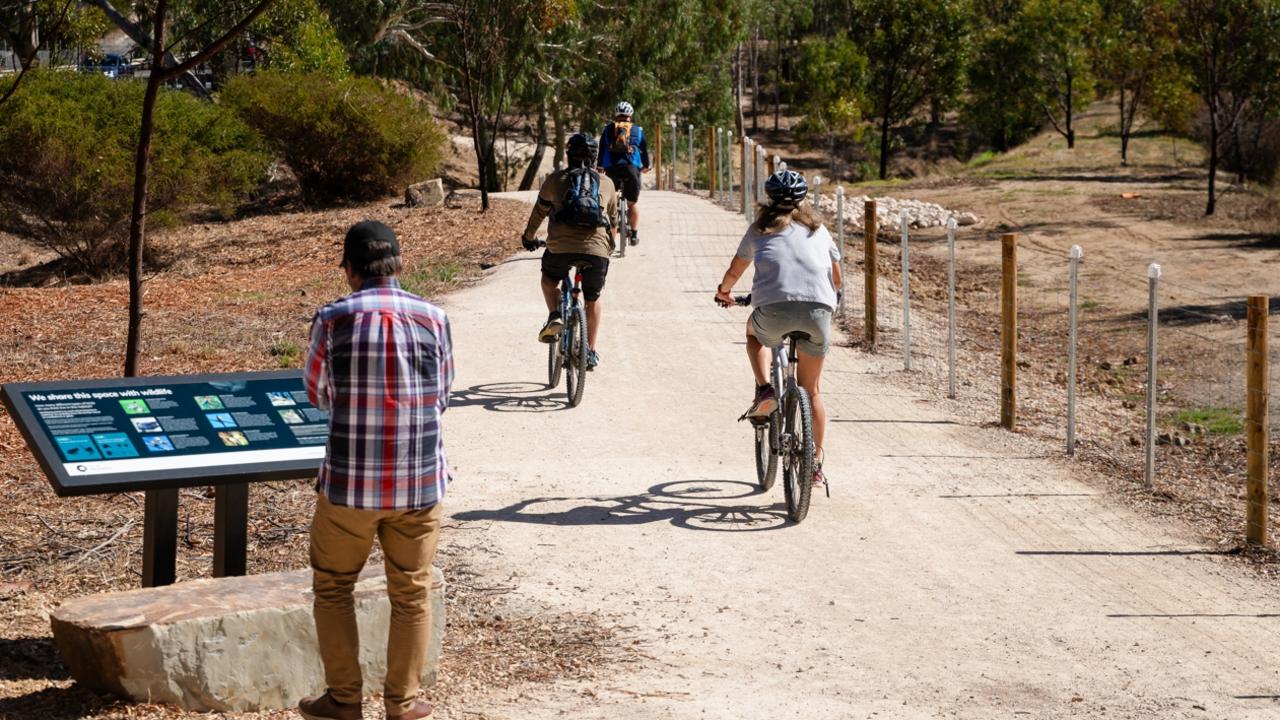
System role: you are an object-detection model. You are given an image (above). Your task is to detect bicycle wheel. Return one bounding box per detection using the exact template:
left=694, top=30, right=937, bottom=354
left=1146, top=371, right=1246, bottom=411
left=565, top=304, right=588, bottom=407
left=782, top=388, right=815, bottom=522
left=753, top=420, right=778, bottom=491
left=546, top=328, right=563, bottom=389
left=616, top=205, right=629, bottom=258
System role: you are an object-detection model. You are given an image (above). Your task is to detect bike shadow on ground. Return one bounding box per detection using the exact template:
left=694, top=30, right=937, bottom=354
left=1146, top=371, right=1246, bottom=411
left=452, top=480, right=790, bottom=532
left=449, top=381, right=571, bottom=413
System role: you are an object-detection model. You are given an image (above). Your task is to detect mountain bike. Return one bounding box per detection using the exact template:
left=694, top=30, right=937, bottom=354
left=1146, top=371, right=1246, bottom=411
left=722, top=295, right=821, bottom=523
left=535, top=240, right=589, bottom=407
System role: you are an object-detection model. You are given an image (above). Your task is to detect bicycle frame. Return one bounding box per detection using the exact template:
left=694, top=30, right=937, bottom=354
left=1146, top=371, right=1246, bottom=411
left=558, top=267, right=581, bottom=356
left=769, top=336, right=801, bottom=417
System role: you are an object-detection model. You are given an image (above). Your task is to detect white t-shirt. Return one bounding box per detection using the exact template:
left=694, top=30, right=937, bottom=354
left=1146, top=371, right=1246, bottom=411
left=735, top=221, right=840, bottom=308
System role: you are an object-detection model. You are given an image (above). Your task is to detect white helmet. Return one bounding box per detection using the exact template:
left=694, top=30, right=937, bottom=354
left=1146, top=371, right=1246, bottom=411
left=614, top=101, right=634, bottom=117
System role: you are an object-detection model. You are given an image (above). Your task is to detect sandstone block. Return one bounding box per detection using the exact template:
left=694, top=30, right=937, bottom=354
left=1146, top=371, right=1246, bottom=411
left=50, top=566, right=444, bottom=712
left=405, top=178, right=446, bottom=208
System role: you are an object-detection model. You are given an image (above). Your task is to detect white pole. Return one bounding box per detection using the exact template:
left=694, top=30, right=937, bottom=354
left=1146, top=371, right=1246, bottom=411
left=756, top=145, right=766, bottom=205
left=744, top=138, right=753, bottom=221
left=837, top=186, right=847, bottom=318
left=901, top=208, right=912, bottom=371
left=1145, top=262, right=1161, bottom=487
left=1067, top=244, right=1083, bottom=455
left=947, top=216, right=958, bottom=398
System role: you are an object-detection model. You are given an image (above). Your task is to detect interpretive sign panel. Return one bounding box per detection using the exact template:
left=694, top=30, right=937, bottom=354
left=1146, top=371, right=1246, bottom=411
left=2, top=370, right=328, bottom=496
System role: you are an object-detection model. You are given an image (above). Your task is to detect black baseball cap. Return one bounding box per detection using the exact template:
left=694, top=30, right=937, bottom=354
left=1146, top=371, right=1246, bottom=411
left=341, top=220, right=400, bottom=267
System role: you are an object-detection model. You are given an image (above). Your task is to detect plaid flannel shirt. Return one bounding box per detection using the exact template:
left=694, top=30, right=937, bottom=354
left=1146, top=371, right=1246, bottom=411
left=304, top=277, right=453, bottom=510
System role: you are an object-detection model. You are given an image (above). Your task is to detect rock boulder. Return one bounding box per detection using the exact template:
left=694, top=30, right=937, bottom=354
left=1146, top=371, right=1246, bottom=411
left=50, top=566, right=444, bottom=712
left=405, top=178, right=446, bottom=208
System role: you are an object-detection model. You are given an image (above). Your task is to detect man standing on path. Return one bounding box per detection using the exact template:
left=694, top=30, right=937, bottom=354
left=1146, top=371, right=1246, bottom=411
left=597, top=101, right=650, bottom=244
left=298, top=220, right=452, bottom=720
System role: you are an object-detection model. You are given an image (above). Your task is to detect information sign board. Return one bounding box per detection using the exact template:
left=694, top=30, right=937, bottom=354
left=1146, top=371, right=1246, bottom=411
left=2, top=370, right=328, bottom=495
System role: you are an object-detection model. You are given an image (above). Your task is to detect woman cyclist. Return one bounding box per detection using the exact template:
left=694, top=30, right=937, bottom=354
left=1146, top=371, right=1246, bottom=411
left=714, top=170, right=842, bottom=486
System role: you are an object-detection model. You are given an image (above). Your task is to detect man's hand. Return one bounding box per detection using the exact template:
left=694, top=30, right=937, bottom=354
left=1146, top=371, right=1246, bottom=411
left=521, top=235, right=539, bottom=252
left=641, top=167, right=652, bottom=174
left=714, top=288, right=734, bottom=307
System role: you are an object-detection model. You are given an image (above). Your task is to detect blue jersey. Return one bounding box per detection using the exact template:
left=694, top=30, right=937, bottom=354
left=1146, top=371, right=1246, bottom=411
left=597, top=122, right=650, bottom=169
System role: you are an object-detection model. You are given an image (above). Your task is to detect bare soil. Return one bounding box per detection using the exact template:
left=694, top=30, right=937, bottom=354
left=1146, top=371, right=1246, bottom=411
left=0, top=197, right=636, bottom=719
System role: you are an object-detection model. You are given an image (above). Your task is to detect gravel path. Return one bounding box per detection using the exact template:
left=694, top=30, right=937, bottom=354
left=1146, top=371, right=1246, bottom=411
left=438, top=190, right=1280, bottom=719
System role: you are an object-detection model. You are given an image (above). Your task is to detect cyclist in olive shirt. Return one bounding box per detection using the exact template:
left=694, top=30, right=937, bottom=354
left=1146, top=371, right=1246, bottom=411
left=521, top=132, right=618, bottom=369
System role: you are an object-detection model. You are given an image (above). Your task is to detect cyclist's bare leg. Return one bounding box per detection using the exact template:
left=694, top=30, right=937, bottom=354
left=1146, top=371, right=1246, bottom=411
left=585, top=299, right=601, bottom=349
left=628, top=200, right=639, bottom=231
left=745, top=322, right=769, bottom=386
left=540, top=275, right=559, bottom=312
left=796, top=351, right=827, bottom=457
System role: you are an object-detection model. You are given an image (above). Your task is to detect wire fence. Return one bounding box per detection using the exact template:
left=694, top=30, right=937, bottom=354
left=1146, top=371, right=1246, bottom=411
left=691, top=131, right=1278, bottom=546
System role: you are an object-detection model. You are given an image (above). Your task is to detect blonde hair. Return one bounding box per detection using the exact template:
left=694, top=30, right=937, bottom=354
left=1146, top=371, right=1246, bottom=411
left=752, top=200, right=822, bottom=234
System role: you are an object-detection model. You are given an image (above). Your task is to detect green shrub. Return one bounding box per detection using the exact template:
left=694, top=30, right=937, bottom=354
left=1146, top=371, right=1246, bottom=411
left=221, top=72, right=445, bottom=206
left=0, top=70, right=268, bottom=276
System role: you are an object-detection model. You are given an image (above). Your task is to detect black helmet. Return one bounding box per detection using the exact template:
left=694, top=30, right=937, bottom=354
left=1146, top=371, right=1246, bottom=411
left=566, top=132, right=598, bottom=162
left=765, top=169, right=808, bottom=206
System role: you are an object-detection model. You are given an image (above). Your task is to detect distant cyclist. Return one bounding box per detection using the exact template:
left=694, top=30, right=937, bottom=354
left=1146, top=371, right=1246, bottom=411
left=714, top=170, right=842, bottom=487
left=597, top=101, right=650, bottom=244
left=521, top=132, right=618, bottom=369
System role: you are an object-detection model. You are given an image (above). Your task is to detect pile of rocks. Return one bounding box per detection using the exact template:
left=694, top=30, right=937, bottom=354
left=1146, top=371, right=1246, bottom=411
left=812, top=193, right=979, bottom=231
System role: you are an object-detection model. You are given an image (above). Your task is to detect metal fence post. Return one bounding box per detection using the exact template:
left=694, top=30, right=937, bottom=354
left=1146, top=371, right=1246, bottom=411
left=1144, top=263, right=1161, bottom=487
left=947, top=216, right=958, bottom=399
left=1246, top=294, right=1270, bottom=546
left=687, top=124, right=694, bottom=191
left=864, top=200, right=879, bottom=347
left=1067, top=245, right=1083, bottom=455
left=901, top=209, right=912, bottom=371
left=726, top=130, right=734, bottom=207
left=671, top=119, right=677, bottom=189
left=837, top=186, right=847, bottom=317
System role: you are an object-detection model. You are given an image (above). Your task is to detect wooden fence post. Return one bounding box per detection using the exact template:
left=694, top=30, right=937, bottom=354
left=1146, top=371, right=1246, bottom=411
left=863, top=199, right=878, bottom=347
left=1001, top=233, right=1018, bottom=430
left=654, top=123, right=663, bottom=190
left=1247, top=294, right=1270, bottom=546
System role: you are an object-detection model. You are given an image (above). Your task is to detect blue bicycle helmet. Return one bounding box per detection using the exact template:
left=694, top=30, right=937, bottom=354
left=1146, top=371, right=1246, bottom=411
left=765, top=169, right=808, bottom=207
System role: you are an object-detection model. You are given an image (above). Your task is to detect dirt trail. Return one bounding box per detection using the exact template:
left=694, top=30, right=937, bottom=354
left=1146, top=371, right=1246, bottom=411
left=438, top=190, right=1280, bottom=719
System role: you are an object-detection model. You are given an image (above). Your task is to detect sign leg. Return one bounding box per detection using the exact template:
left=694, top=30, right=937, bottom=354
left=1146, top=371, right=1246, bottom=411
left=214, top=482, right=249, bottom=577
left=142, top=488, right=178, bottom=587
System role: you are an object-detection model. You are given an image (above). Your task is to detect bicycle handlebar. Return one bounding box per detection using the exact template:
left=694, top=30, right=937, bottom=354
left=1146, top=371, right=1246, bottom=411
left=715, top=292, right=751, bottom=308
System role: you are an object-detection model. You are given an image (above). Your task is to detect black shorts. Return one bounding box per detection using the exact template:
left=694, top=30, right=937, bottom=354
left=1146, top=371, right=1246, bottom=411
left=541, top=252, right=610, bottom=302
left=605, top=163, right=642, bottom=203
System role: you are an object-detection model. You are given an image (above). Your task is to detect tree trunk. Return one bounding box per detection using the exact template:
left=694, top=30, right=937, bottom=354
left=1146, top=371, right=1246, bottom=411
left=1232, top=121, right=1245, bottom=184
left=125, top=1, right=169, bottom=377
left=878, top=116, right=890, bottom=180
left=773, top=19, right=781, bottom=131
left=734, top=43, right=746, bottom=137
left=1065, top=67, right=1075, bottom=149
left=1119, top=85, right=1129, bottom=166
left=519, top=101, right=548, bottom=191
left=552, top=101, right=566, bottom=170
left=751, top=27, right=759, bottom=134
left=1206, top=112, right=1218, bottom=216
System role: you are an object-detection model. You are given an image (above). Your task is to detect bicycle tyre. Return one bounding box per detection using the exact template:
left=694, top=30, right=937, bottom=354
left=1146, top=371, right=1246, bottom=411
left=782, top=388, right=815, bottom=522
left=616, top=203, right=629, bottom=258
left=547, top=328, right=563, bottom=389
left=754, top=421, right=778, bottom=491
left=565, top=304, right=588, bottom=407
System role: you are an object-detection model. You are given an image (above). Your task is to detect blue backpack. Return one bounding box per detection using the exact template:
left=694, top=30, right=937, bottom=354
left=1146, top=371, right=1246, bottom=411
left=554, top=168, right=610, bottom=229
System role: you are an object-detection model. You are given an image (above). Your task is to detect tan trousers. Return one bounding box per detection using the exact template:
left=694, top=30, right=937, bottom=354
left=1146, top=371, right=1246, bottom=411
left=310, top=493, right=442, bottom=716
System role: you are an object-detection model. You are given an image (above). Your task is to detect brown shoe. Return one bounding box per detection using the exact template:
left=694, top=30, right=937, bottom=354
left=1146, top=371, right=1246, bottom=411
left=388, top=700, right=433, bottom=719
left=298, top=691, right=363, bottom=720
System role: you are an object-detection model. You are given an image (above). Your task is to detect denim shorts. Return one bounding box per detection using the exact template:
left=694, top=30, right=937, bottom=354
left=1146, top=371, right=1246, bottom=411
left=749, top=301, right=833, bottom=357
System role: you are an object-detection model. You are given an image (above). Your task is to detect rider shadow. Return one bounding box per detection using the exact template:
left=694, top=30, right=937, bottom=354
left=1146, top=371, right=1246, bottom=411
left=449, top=382, right=570, bottom=413
left=452, top=480, right=790, bottom=532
